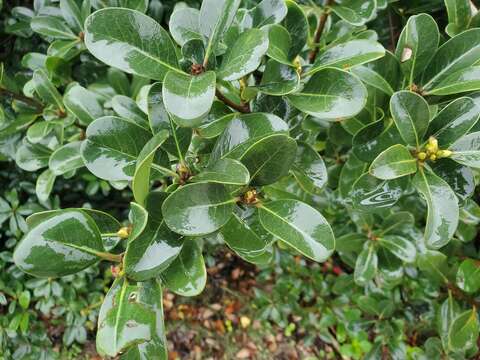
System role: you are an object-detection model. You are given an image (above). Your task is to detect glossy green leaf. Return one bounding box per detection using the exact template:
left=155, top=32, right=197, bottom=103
left=112, top=95, right=148, bottom=128
left=96, top=278, right=156, bottom=357
left=161, top=240, right=206, bottom=297
left=191, top=158, right=250, bottom=185
left=36, top=168, right=55, bottom=202
left=239, top=134, right=296, bottom=186
left=33, top=69, right=64, bottom=110
left=197, top=113, right=237, bottom=139
left=378, top=235, right=416, bottom=263
left=425, top=66, right=480, bottom=95
left=445, top=0, right=471, bottom=37
left=259, top=199, right=334, bottom=262
left=351, top=173, right=405, bottom=211
left=13, top=210, right=104, bottom=278
left=31, top=15, right=77, bottom=40
left=456, top=259, right=480, bottom=293
left=369, top=144, right=417, bottom=180
left=162, top=183, right=235, bottom=236
left=258, top=60, right=299, bottom=95
left=330, top=0, right=376, bottom=26
left=447, top=309, right=479, bottom=351
left=308, top=39, right=385, bottom=75
left=450, top=131, right=480, bottom=168
left=217, top=212, right=272, bottom=264
left=132, top=131, right=170, bottom=206
left=16, top=141, right=52, bottom=172
left=353, top=120, right=402, bottom=162
left=395, top=14, right=439, bottom=83
left=291, top=142, right=327, bottom=194
left=422, top=29, right=480, bottom=92
left=287, top=68, right=367, bottom=121
left=338, top=152, right=367, bottom=198
left=169, top=7, right=201, bottom=46
left=350, top=65, right=394, bottom=96
left=49, top=141, right=84, bottom=175
left=390, top=91, right=430, bottom=147
left=60, top=0, right=83, bottom=32
left=84, top=8, right=180, bottom=80
left=413, top=168, right=459, bottom=249
left=64, top=84, right=103, bottom=125
left=283, top=0, right=308, bottom=59
left=163, top=71, right=216, bottom=127
left=432, top=159, right=474, bottom=202
left=216, top=29, right=269, bottom=81
left=120, top=279, right=168, bottom=359
left=354, top=243, right=377, bottom=285
left=81, top=116, right=152, bottom=181
left=128, top=202, right=149, bottom=244
left=249, top=0, right=287, bottom=27
left=426, top=97, right=479, bottom=148
left=125, top=192, right=183, bottom=281
left=200, top=0, right=240, bottom=65
left=266, top=25, right=292, bottom=64
left=211, top=112, right=288, bottom=162
left=147, top=82, right=169, bottom=133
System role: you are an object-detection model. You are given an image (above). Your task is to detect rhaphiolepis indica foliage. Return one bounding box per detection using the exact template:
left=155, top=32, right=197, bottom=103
left=2, top=0, right=480, bottom=358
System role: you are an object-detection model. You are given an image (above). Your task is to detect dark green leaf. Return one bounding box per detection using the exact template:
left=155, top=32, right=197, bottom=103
left=369, top=144, right=417, bottom=180
left=291, top=142, right=327, bottom=194
left=191, top=158, right=250, bottom=185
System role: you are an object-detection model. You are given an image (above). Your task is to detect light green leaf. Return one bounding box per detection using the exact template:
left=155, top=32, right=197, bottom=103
left=350, top=65, right=394, bottom=96
left=132, top=131, right=170, bottom=206
left=369, top=144, right=417, bottom=180
left=259, top=199, right=335, bottom=262
left=84, top=8, right=180, bottom=80
left=266, top=24, right=292, bottom=64
left=60, top=0, right=83, bottom=32
left=287, top=68, right=367, bottom=121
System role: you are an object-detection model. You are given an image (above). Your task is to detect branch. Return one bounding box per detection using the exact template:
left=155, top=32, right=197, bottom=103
left=0, top=88, right=43, bottom=112
left=308, top=0, right=334, bottom=64
left=215, top=88, right=250, bottom=113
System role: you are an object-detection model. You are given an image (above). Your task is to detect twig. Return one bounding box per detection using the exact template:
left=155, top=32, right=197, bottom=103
left=0, top=88, right=43, bottom=112
left=215, top=88, right=250, bottom=113
left=308, top=0, right=334, bottom=63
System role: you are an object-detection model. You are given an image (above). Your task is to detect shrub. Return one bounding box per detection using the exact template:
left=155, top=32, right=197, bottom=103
left=2, top=0, right=480, bottom=358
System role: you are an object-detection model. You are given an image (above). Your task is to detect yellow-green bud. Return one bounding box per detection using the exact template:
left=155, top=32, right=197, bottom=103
left=437, top=149, right=452, bottom=158
left=117, top=227, right=130, bottom=238
left=429, top=154, right=437, bottom=161
left=417, top=152, right=427, bottom=160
